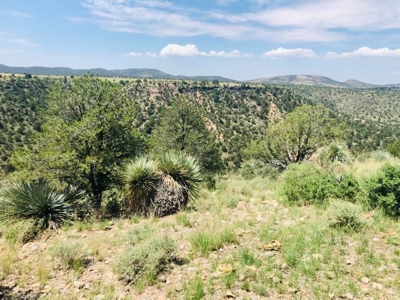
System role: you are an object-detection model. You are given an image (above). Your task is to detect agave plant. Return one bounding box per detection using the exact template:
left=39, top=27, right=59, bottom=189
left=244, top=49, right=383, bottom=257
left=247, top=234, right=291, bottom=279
left=123, top=152, right=202, bottom=217
left=122, top=157, right=159, bottom=214
left=0, top=181, right=82, bottom=230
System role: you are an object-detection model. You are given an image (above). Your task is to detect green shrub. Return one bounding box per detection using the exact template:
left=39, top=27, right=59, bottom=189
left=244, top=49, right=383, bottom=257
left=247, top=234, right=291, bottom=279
left=388, top=140, right=400, bottom=158
left=367, top=164, right=400, bottom=218
left=335, top=173, right=360, bottom=201
left=50, top=241, right=86, bottom=271
left=329, top=201, right=366, bottom=233
left=125, top=223, right=155, bottom=245
left=103, top=188, right=123, bottom=218
left=282, top=163, right=336, bottom=205
left=114, top=236, right=176, bottom=289
left=241, top=160, right=278, bottom=180
left=0, top=181, right=83, bottom=230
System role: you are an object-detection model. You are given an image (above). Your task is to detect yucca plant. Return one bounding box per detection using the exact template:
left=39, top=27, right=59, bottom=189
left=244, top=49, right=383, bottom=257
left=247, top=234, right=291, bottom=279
left=123, top=157, right=159, bottom=214
left=0, top=181, right=82, bottom=230
left=123, top=152, right=202, bottom=217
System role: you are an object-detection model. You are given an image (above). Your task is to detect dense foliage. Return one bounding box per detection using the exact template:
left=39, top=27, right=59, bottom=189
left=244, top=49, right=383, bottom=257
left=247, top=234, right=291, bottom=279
left=367, top=164, right=400, bottom=218
left=246, top=105, right=344, bottom=169
left=13, top=74, right=145, bottom=208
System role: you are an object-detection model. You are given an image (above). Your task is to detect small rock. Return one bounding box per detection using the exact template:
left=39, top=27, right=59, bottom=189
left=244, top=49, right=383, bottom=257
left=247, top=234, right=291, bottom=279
left=176, top=284, right=183, bottom=292
left=226, top=290, right=236, bottom=299
left=312, top=254, right=324, bottom=260
left=321, top=285, right=329, bottom=291
left=288, top=288, right=298, bottom=293
left=238, top=274, right=245, bottom=281
left=157, top=295, right=167, bottom=300
left=84, top=283, right=90, bottom=290
left=94, top=295, right=105, bottom=300
left=326, top=272, right=335, bottom=279
left=256, top=215, right=264, bottom=223
left=361, top=277, right=370, bottom=284
left=329, top=294, right=335, bottom=299
left=378, top=265, right=387, bottom=272
left=103, top=226, right=112, bottom=231
left=372, top=282, right=383, bottom=290
left=188, top=267, right=199, bottom=272
left=299, top=215, right=309, bottom=221
left=40, top=286, right=51, bottom=294
left=281, top=263, right=288, bottom=270
left=272, top=276, right=281, bottom=283
left=211, top=272, right=219, bottom=279
left=344, top=292, right=354, bottom=299
left=235, top=201, right=247, bottom=211
left=373, top=237, right=380, bottom=242
left=346, top=259, right=353, bottom=265
left=73, top=281, right=84, bottom=289
left=158, top=275, right=167, bottom=282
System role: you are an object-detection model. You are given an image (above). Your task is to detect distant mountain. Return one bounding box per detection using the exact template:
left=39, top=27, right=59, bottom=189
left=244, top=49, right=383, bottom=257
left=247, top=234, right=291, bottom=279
left=250, top=75, right=399, bottom=89
left=0, top=64, right=235, bottom=82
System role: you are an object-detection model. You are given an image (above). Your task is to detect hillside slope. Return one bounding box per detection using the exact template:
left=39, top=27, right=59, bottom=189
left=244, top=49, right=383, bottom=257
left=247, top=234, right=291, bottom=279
left=0, top=76, right=399, bottom=169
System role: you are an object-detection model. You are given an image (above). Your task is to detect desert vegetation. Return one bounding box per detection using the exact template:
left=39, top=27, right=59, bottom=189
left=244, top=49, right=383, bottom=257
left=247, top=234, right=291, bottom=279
left=1, top=74, right=400, bottom=299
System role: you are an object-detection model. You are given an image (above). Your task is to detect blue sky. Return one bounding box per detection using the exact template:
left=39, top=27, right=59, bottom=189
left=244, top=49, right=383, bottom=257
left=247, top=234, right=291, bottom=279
left=1, top=0, right=400, bottom=84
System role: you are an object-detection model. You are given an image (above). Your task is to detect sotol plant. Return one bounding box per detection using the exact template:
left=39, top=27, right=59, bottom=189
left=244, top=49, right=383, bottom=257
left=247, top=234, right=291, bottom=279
left=0, top=181, right=83, bottom=230
left=123, top=152, right=202, bottom=217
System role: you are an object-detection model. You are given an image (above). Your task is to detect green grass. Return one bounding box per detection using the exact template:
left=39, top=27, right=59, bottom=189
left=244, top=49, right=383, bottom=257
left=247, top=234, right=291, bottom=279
left=190, top=226, right=237, bottom=256
left=183, top=276, right=206, bottom=300
left=176, top=213, right=193, bottom=228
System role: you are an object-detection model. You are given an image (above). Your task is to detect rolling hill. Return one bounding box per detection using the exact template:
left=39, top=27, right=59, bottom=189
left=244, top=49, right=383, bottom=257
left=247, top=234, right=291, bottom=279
left=0, top=64, right=235, bottom=82
left=250, top=75, right=400, bottom=89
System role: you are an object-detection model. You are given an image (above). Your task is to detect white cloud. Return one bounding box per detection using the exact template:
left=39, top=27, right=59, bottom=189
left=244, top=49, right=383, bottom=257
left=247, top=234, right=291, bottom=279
left=327, top=47, right=400, bottom=58
left=0, top=32, right=38, bottom=47
left=159, top=44, right=252, bottom=58
left=1, top=10, right=32, bottom=18
left=78, top=0, right=400, bottom=42
left=160, top=44, right=204, bottom=57
left=146, top=52, right=158, bottom=57
left=124, top=52, right=142, bottom=57
left=263, top=47, right=317, bottom=59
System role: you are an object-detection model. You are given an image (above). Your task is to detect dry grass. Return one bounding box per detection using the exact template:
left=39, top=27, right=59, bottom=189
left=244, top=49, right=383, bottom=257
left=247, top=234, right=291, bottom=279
left=1, top=163, right=400, bottom=299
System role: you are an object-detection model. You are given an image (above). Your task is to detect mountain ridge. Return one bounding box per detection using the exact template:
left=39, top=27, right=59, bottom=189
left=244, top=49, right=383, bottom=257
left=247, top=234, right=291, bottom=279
left=0, top=64, right=235, bottom=82
left=1, top=64, right=400, bottom=88
left=249, top=74, right=400, bottom=88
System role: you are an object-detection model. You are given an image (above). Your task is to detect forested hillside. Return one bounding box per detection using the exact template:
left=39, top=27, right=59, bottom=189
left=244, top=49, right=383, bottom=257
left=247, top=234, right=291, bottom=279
left=0, top=74, right=53, bottom=170
left=0, top=75, right=399, bottom=169
left=288, top=85, right=400, bottom=152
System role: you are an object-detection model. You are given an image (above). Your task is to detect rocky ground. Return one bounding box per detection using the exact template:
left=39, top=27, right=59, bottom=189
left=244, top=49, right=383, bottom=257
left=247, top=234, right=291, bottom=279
left=1, top=177, right=400, bottom=300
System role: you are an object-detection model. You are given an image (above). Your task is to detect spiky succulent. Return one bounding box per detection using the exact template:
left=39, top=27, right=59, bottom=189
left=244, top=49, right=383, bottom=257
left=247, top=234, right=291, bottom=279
left=0, top=181, right=82, bottom=230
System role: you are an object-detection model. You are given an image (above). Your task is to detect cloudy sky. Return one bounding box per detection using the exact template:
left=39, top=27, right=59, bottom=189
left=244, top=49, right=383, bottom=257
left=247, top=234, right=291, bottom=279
left=1, top=0, right=400, bottom=83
